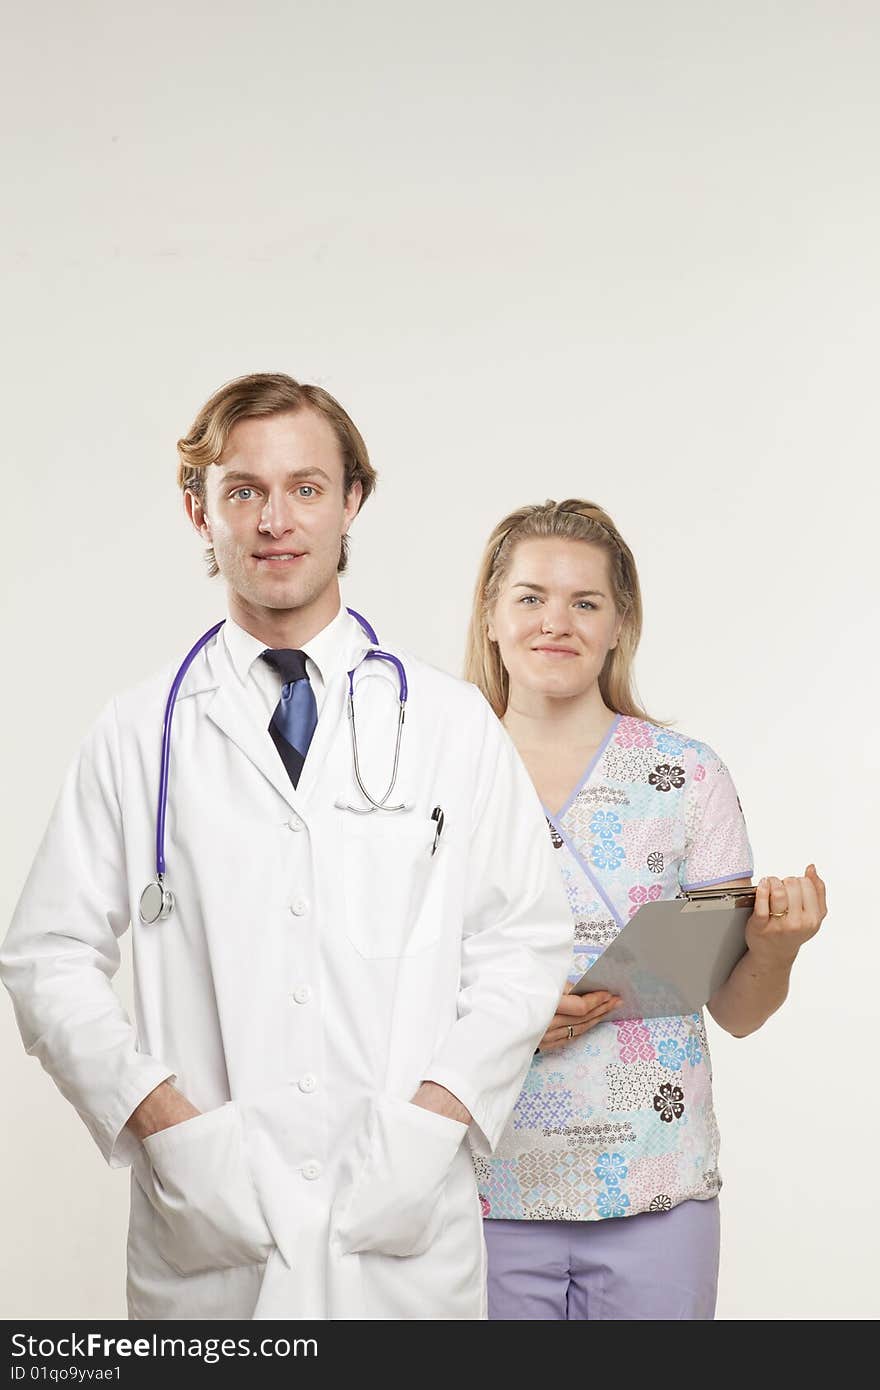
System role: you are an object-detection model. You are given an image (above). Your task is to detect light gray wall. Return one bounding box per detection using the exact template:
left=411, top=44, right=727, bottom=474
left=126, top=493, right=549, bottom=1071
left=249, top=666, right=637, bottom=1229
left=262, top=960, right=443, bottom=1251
left=1, top=0, right=877, bottom=1319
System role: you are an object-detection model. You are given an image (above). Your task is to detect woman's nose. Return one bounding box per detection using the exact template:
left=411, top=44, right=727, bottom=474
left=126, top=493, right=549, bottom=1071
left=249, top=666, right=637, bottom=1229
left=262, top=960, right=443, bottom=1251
left=541, top=604, right=571, bottom=634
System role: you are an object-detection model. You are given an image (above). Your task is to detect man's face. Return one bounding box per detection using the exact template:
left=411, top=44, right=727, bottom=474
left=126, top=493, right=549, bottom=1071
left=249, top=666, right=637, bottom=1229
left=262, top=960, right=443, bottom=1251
left=187, top=409, right=362, bottom=613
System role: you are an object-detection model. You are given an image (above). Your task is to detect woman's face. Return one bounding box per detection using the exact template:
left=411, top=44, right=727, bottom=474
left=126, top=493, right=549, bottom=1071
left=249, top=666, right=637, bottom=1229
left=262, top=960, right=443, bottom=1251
left=488, top=537, right=623, bottom=703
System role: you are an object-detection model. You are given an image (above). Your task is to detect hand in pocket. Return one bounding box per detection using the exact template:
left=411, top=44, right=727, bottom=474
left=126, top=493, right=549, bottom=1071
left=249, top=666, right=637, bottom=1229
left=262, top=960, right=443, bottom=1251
left=143, top=1102, right=274, bottom=1276
left=333, top=1096, right=468, bottom=1258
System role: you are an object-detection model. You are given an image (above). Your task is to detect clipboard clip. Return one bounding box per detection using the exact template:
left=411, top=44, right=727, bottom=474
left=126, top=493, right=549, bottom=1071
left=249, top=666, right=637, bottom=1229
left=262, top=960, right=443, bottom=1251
left=678, top=885, right=756, bottom=913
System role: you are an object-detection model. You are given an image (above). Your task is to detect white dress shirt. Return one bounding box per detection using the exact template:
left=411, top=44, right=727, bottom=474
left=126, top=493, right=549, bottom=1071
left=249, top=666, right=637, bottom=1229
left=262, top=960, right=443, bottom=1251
left=222, top=603, right=353, bottom=727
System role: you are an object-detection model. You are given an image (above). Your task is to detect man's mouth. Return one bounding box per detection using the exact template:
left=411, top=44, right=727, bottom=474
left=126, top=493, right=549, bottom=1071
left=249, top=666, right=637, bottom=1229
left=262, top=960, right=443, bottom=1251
left=254, top=552, right=305, bottom=564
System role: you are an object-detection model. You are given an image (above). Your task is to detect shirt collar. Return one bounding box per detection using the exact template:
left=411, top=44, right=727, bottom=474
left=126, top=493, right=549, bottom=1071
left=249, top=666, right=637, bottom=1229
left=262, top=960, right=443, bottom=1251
left=222, top=603, right=356, bottom=689
left=301, top=603, right=354, bottom=687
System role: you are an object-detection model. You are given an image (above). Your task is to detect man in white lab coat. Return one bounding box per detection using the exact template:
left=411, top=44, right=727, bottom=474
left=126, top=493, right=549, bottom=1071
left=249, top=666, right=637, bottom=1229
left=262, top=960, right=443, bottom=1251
left=1, top=373, right=572, bottom=1321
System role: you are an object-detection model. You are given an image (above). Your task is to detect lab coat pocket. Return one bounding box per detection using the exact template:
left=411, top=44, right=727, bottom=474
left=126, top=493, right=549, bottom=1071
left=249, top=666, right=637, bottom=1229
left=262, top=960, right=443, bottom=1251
left=142, top=1102, right=274, bottom=1277
left=333, top=1095, right=468, bottom=1258
left=341, top=815, right=445, bottom=958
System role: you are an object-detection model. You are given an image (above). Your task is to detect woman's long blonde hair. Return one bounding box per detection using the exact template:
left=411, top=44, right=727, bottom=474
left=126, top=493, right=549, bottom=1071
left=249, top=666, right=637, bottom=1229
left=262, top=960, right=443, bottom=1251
left=464, top=498, right=658, bottom=723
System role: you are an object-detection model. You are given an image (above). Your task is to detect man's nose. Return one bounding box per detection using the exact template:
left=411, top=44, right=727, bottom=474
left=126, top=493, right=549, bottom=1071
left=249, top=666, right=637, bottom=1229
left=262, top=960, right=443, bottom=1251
left=258, top=491, right=296, bottom=536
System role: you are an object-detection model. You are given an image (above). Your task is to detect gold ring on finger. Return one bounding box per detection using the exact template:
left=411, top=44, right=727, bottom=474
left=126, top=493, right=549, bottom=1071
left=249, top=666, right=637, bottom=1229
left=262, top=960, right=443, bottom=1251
left=567, top=1024, right=574, bottom=1039
left=769, top=908, right=789, bottom=918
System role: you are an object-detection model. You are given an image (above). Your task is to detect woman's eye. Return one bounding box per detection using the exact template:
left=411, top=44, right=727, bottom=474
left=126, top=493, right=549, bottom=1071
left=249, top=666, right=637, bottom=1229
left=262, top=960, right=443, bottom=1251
left=519, top=595, right=540, bottom=605
left=576, top=601, right=598, bottom=611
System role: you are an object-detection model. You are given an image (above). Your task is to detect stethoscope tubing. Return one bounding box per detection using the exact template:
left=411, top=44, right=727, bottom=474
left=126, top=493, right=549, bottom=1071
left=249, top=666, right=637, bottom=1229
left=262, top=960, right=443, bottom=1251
left=156, top=620, right=225, bottom=877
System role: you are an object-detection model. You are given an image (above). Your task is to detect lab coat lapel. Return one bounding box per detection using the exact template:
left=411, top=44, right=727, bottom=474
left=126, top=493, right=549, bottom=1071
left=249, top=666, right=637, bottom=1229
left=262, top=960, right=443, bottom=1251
left=205, top=683, right=303, bottom=813
left=192, top=636, right=303, bottom=814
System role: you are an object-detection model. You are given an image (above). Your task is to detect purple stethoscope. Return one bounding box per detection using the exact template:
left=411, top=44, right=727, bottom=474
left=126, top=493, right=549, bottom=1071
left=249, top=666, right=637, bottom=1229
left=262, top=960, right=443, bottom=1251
left=138, top=607, right=409, bottom=925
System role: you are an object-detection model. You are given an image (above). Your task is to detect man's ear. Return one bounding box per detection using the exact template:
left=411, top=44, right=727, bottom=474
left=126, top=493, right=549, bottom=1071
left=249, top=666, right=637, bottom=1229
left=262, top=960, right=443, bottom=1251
left=343, top=478, right=364, bottom=532
left=184, top=489, right=212, bottom=541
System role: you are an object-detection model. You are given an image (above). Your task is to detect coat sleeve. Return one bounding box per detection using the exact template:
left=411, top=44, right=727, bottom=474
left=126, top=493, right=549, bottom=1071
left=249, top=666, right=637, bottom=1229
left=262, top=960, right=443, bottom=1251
left=0, top=699, right=174, bottom=1168
left=424, top=690, right=574, bottom=1154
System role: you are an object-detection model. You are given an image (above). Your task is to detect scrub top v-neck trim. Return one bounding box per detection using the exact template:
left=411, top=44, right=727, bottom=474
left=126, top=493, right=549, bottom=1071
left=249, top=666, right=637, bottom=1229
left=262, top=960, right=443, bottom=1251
left=542, top=713, right=622, bottom=825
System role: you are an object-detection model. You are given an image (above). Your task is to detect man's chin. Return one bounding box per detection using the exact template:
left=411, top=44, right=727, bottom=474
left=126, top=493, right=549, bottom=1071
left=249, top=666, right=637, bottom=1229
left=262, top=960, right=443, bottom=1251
left=249, top=587, right=311, bottom=612
left=226, top=573, right=322, bottom=614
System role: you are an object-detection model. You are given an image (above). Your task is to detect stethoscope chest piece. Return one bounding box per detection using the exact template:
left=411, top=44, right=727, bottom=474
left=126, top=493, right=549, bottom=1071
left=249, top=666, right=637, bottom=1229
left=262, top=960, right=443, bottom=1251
left=139, top=877, right=175, bottom=925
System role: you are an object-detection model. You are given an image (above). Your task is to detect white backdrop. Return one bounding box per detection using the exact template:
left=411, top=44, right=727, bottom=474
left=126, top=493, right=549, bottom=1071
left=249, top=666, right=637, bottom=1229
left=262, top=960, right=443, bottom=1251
left=1, top=0, right=877, bottom=1320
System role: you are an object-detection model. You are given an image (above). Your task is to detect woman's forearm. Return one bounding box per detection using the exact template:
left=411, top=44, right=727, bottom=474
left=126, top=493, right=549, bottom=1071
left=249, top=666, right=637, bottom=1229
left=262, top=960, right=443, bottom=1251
left=706, top=947, right=796, bottom=1038
left=708, top=868, right=826, bottom=1037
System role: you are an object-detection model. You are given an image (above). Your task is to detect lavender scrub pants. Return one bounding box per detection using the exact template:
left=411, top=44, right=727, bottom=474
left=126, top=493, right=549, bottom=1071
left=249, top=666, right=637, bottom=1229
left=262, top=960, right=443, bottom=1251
left=484, top=1197, right=720, bottom=1321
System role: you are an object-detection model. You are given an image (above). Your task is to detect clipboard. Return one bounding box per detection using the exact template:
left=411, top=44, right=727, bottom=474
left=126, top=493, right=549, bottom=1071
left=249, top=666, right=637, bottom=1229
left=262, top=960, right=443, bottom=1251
left=570, top=885, right=756, bottom=1021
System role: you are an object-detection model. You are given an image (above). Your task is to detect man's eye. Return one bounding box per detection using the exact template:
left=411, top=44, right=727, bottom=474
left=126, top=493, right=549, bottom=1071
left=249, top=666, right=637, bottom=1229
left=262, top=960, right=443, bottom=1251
left=230, top=487, right=255, bottom=500
left=298, top=485, right=317, bottom=498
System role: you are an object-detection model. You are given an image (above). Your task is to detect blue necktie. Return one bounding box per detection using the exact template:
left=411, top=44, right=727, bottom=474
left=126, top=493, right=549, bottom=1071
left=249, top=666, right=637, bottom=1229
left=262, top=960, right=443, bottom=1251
left=260, top=649, right=318, bottom=789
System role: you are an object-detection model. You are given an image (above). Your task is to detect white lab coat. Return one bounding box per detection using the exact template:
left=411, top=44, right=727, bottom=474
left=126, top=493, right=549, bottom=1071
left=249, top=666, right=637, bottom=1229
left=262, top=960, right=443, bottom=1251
left=1, top=611, right=573, bottom=1320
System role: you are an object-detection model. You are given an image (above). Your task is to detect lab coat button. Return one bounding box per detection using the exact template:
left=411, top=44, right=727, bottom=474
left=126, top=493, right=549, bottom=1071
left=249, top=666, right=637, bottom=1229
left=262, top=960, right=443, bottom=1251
left=289, top=898, right=309, bottom=916
left=287, top=816, right=303, bottom=831
left=292, top=985, right=312, bottom=1004
left=302, top=1160, right=322, bottom=1181
left=298, top=1073, right=318, bottom=1094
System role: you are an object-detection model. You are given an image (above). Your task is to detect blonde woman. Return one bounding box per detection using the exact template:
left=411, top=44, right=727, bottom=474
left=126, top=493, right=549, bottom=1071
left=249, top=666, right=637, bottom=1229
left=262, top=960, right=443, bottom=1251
left=465, top=500, right=827, bottom=1321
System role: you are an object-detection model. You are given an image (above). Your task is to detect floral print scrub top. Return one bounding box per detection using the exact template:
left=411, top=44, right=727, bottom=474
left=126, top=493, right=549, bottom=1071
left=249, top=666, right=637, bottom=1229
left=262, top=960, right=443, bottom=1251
left=474, top=715, right=753, bottom=1222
